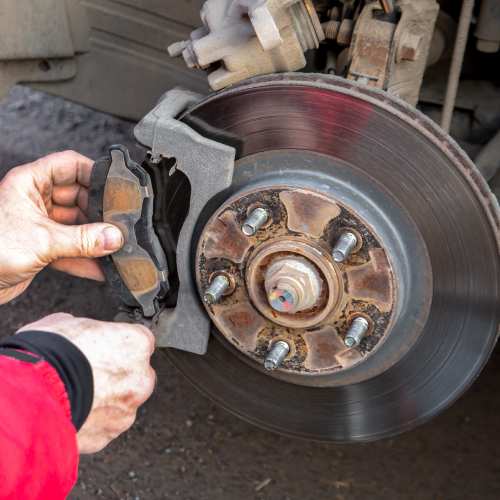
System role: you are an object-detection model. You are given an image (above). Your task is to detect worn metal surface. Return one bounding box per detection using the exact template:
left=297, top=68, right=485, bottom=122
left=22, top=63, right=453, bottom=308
left=196, top=185, right=397, bottom=380
left=280, top=190, right=340, bottom=237
left=167, top=0, right=324, bottom=90
left=163, top=74, right=500, bottom=441
left=245, top=237, right=344, bottom=329
left=346, top=0, right=439, bottom=106
left=103, top=148, right=168, bottom=317
left=134, top=88, right=235, bottom=353
left=347, top=2, right=397, bottom=87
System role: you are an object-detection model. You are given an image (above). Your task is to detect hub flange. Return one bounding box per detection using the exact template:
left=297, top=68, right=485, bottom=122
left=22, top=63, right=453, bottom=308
left=196, top=186, right=397, bottom=379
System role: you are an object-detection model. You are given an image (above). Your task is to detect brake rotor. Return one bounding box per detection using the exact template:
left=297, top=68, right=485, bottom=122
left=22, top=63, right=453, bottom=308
left=163, top=74, right=500, bottom=442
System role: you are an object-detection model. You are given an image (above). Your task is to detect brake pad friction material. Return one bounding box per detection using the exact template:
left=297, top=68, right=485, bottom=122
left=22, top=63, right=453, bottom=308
left=96, top=145, right=168, bottom=317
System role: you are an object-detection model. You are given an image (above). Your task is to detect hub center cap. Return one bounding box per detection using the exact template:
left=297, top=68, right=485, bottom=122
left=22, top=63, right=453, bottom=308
left=266, top=256, right=322, bottom=313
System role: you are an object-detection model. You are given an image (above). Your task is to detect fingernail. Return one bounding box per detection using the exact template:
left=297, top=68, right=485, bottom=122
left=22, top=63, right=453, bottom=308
left=102, top=226, right=123, bottom=251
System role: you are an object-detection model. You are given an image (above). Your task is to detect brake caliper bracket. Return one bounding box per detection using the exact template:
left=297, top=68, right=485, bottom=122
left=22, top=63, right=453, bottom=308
left=134, top=88, right=236, bottom=354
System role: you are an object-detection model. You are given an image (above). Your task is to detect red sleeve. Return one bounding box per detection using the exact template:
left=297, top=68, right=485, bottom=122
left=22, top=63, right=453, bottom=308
left=0, top=355, right=79, bottom=500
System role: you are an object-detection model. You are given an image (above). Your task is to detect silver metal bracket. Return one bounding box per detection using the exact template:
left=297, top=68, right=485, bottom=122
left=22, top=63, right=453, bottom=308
left=134, top=88, right=235, bottom=354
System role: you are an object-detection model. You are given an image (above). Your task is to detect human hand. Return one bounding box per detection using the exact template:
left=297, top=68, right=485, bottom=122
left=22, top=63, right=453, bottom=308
left=18, top=313, right=156, bottom=454
left=0, top=151, right=123, bottom=305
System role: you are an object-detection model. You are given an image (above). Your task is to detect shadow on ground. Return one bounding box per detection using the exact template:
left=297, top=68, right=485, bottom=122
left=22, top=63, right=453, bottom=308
left=0, top=86, right=499, bottom=500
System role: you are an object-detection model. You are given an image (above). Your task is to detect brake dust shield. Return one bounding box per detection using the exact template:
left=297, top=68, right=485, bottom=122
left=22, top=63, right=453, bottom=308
left=164, top=74, right=500, bottom=442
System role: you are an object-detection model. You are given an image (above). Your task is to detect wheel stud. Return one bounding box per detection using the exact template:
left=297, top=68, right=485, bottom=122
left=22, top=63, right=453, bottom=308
left=344, top=317, right=369, bottom=347
left=264, top=340, right=290, bottom=370
left=204, top=275, right=230, bottom=304
left=242, top=208, right=268, bottom=236
left=332, top=231, right=358, bottom=262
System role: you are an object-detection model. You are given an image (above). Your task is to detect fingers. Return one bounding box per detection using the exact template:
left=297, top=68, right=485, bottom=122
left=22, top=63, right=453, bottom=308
left=52, top=184, right=88, bottom=215
left=0, top=279, right=34, bottom=306
left=51, top=205, right=88, bottom=225
left=16, top=312, right=75, bottom=333
left=77, top=409, right=138, bottom=454
left=46, top=220, right=123, bottom=259
left=49, top=258, right=107, bottom=281
left=29, top=150, right=94, bottom=188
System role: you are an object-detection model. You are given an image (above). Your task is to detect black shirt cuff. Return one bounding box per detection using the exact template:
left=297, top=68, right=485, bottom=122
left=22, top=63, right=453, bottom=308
left=0, top=330, right=94, bottom=431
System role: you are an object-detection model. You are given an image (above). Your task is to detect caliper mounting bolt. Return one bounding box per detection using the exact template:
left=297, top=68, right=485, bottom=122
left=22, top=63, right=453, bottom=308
left=344, top=317, right=370, bottom=347
left=332, top=231, right=358, bottom=262
left=264, top=340, right=290, bottom=371
left=204, top=275, right=230, bottom=304
left=242, top=208, right=268, bottom=236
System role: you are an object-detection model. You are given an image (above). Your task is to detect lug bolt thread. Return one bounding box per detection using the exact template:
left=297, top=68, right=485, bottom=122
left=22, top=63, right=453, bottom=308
left=264, top=340, right=290, bottom=371
left=332, top=231, right=358, bottom=262
left=204, top=275, right=230, bottom=304
left=242, top=208, right=268, bottom=236
left=344, top=317, right=370, bottom=347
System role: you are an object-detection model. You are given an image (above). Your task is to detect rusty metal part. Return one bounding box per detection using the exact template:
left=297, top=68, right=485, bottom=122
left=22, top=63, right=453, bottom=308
left=203, top=211, right=253, bottom=263
left=346, top=0, right=439, bottom=105
left=167, top=0, right=324, bottom=90
left=213, top=302, right=266, bottom=351
left=322, top=20, right=340, bottom=40
left=346, top=249, right=393, bottom=313
left=209, top=270, right=236, bottom=296
left=303, top=326, right=359, bottom=370
left=347, top=2, right=396, bottom=87
left=337, top=19, right=355, bottom=47
left=379, top=0, right=394, bottom=14
left=245, top=238, right=344, bottom=330
left=280, top=190, right=340, bottom=238
left=196, top=185, right=398, bottom=379
left=102, top=148, right=168, bottom=317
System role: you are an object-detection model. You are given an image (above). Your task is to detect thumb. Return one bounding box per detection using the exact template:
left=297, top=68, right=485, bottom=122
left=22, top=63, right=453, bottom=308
left=47, top=221, right=124, bottom=260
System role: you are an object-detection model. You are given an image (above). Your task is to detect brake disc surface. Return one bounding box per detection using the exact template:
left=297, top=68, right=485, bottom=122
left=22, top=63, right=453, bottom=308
left=163, top=74, right=500, bottom=442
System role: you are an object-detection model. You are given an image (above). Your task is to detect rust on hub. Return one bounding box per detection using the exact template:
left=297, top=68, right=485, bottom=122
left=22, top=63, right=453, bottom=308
left=196, top=186, right=397, bottom=378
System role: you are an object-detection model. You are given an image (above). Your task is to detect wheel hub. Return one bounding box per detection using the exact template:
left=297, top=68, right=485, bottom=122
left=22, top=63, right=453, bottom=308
left=196, top=184, right=400, bottom=379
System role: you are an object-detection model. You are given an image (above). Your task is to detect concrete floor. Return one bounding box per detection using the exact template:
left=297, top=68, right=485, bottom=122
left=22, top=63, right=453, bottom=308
left=0, top=85, right=499, bottom=500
